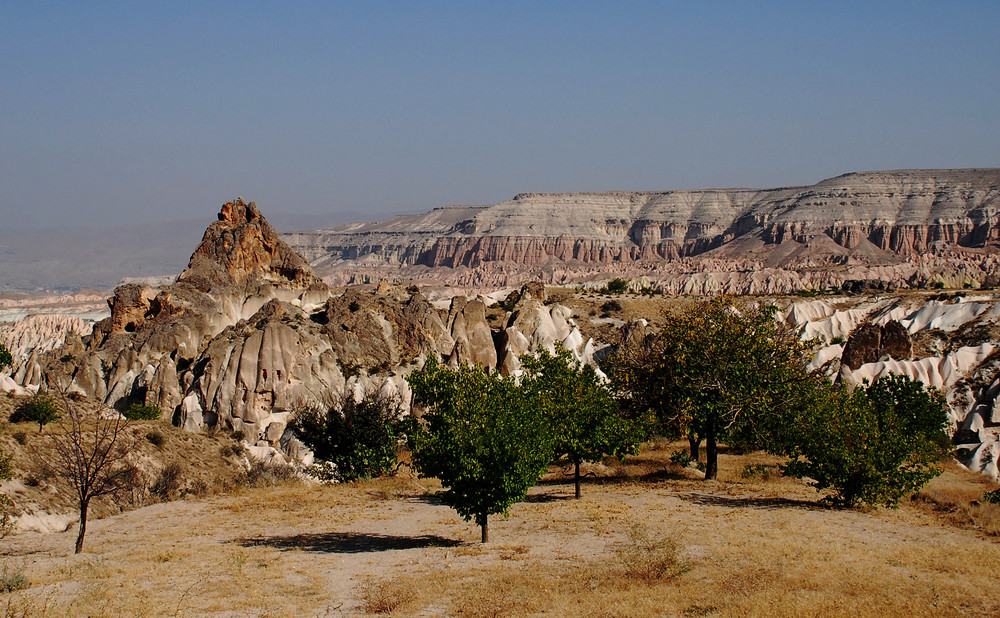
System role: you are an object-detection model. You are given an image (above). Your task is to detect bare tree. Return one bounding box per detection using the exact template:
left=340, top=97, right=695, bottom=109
left=49, top=400, right=140, bottom=553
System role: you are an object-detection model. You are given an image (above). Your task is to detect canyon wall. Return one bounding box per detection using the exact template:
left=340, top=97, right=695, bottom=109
left=286, top=169, right=1000, bottom=291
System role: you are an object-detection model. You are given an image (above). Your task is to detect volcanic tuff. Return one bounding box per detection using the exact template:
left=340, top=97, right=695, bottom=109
left=286, top=169, right=1000, bottom=291
left=3, top=200, right=603, bottom=464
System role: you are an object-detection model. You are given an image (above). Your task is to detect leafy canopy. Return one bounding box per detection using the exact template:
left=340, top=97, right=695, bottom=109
left=291, top=389, right=403, bottom=481
left=10, top=392, right=61, bottom=432
left=406, top=358, right=551, bottom=532
left=520, top=346, right=644, bottom=481
left=609, top=296, right=817, bottom=478
left=0, top=343, right=11, bottom=372
left=782, top=374, right=949, bottom=508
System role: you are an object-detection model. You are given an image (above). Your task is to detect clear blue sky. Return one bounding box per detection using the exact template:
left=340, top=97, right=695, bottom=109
left=2, top=1, right=998, bottom=232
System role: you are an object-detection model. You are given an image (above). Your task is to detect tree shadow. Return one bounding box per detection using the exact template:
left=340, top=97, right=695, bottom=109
left=237, top=531, right=464, bottom=554
left=525, top=492, right=571, bottom=503
left=676, top=492, right=822, bottom=510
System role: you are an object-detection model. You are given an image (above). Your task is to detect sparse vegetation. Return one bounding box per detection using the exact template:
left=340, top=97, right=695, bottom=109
left=616, top=525, right=689, bottom=582
left=10, top=392, right=61, bottom=433
left=0, top=343, right=11, bottom=372
left=46, top=402, right=141, bottom=553
left=0, top=563, right=28, bottom=593
left=123, top=403, right=162, bottom=421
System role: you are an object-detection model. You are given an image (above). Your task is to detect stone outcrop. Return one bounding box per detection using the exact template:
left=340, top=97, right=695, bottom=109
left=841, top=321, right=913, bottom=370
left=287, top=169, right=1000, bottom=292
left=4, top=201, right=603, bottom=464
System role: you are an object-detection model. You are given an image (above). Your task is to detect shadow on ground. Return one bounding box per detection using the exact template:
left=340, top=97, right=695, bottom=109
left=237, top=532, right=464, bottom=553
left=676, top=492, right=821, bottom=510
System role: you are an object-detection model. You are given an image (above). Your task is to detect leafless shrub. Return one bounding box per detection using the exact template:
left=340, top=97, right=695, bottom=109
left=359, top=578, right=416, bottom=614
left=47, top=402, right=141, bottom=553
left=615, top=525, right=689, bottom=582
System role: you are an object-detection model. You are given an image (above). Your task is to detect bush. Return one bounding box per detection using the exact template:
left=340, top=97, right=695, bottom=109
left=603, top=278, right=629, bottom=294
left=291, top=389, right=403, bottom=481
left=124, top=403, right=162, bottom=421
left=9, top=392, right=60, bottom=432
left=0, top=564, right=28, bottom=593
left=985, top=489, right=1000, bottom=505
left=782, top=375, right=950, bottom=508
left=616, top=526, right=689, bottom=582
left=146, top=430, right=166, bottom=448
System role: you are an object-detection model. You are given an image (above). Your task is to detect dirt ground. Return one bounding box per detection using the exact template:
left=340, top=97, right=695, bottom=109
left=2, top=446, right=999, bottom=617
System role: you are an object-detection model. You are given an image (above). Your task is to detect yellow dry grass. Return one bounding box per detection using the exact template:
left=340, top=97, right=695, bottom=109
left=1, top=444, right=998, bottom=617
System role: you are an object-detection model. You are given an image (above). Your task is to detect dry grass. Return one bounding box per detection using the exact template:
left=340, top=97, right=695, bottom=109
left=1, top=442, right=999, bottom=616
left=910, top=462, right=1000, bottom=536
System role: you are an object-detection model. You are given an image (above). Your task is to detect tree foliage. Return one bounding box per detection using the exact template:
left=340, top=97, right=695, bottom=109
left=123, top=403, right=162, bottom=421
left=520, top=346, right=644, bottom=498
left=0, top=343, right=11, bottom=372
left=781, top=374, right=949, bottom=508
left=406, top=358, right=551, bottom=542
left=609, top=296, right=817, bottom=479
left=10, top=391, right=61, bottom=433
left=291, top=388, right=403, bottom=481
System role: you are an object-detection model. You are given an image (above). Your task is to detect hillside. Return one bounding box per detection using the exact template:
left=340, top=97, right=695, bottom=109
left=285, top=169, right=1000, bottom=291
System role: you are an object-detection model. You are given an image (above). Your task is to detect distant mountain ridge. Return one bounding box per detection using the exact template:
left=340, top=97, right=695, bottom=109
left=284, top=169, right=1000, bottom=292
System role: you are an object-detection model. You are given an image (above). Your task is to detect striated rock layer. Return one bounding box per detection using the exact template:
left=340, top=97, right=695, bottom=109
left=286, top=169, right=1000, bottom=292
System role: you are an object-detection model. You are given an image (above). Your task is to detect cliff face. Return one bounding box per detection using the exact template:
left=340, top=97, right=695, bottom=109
left=287, top=169, right=1000, bottom=290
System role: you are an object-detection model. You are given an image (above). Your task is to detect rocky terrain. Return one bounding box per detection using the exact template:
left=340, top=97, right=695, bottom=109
left=286, top=169, right=1000, bottom=292
left=3, top=196, right=1000, bottom=480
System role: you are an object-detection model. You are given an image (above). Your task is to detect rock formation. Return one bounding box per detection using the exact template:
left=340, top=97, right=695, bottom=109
left=286, top=169, right=1000, bottom=292
left=3, top=200, right=603, bottom=463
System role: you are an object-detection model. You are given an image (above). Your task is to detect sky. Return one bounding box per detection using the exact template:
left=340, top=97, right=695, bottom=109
left=2, top=1, right=998, bottom=233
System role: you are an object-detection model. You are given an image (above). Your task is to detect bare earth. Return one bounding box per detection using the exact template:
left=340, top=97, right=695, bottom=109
left=3, top=447, right=999, bottom=617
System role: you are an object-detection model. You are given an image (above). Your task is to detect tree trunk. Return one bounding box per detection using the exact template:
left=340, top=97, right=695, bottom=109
left=75, top=500, right=89, bottom=554
left=480, top=513, right=488, bottom=543
left=574, top=458, right=582, bottom=499
left=704, top=414, right=718, bottom=480
left=688, top=432, right=700, bottom=462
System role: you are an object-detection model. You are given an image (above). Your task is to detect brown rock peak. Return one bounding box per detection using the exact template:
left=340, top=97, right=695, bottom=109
left=178, top=198, right=325, bottom=292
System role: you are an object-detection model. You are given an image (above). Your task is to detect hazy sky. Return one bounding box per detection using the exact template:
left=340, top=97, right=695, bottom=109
left=2, top=1, right=998, bottom=233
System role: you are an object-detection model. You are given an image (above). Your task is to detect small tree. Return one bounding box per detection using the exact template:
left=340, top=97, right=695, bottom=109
left=10, top=392, right=61, bottom=433
left=782, top=375, right=949, bottom=508
left=0, top=449, right=14, bottom=536
left=291, top=388, right=403, bottom=481
left=48, top=402, right=139, bottom=553
left=407, top=359, right=551, bottom=542
left=123, top=403, right=163, bottom=421
left=521, top=347, right=644, bottom=498
left=609, top=296, right=817, bottom=480
left=0, top=343, right=11, bottom=372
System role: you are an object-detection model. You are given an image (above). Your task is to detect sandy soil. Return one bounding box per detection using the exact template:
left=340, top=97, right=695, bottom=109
left=3, top=450, right=999, bottom=617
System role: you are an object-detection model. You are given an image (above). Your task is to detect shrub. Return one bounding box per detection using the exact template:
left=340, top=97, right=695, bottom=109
left=985, top=489, right=1000, bottom=505
left=603, top=278, right=629, bottom=294
left=151, top=462, right=184, bottom=499
left=9, top=392, right=60, bottom=432
left=146, top=430, right=166, bottom=448
left=740, top=464, right=771, bottom=480
left=291, top=389, right=403, bottom=482
left=124, top=403, right=162, bottom=421
left=616, top=526, right=689, bottom=582
left=0, top=564, right=28, bottom=593
left=600, top=300, right=623, bottom=314
left=782, top=375, right=949, bottom=508
left=243, top=459, right=299, bottom=487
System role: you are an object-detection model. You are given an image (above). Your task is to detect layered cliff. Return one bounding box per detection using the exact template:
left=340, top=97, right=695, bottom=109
left=287, top=169, right=1000, bottom=290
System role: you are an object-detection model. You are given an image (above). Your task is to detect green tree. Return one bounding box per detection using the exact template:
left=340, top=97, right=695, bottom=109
left=123, top=403, right=162, bottom=421
left=406, top=358, right=551, bottom=542
left=609, top=296, right=817, bottom=480
left=291, top=388, right=403, bottom=481
left=521, top=346, right=644, bottom=498
left=10, top=391, right=61, bottom=433
left=781, top=375, right=949, bottom=508
left=0, top=343, right=11, bottom=372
